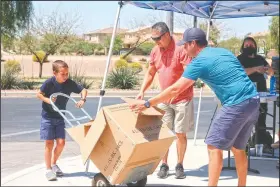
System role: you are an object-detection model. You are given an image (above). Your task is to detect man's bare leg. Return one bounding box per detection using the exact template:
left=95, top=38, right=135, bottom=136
left=207, top=145, right=223, bottom=186
left=231, top=147, right=248, bottom=186
left=176, top=133, right=187, bottom=164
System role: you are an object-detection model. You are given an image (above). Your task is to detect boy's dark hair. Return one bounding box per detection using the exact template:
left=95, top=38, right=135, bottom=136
left=52, top=60, right=68, bottom=72
left=240, top=37, right=258, bottom=55
left=188, top=40, right=208, bottom=47
left=151, top=22, right=170, bottom=34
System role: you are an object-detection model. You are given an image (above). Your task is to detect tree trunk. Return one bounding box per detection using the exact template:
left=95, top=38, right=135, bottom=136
left=39, top=63, right=43, bottom=78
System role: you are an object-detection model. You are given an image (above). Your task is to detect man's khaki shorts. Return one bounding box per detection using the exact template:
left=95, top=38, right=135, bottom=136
left=157, top=99, right=194, bottom=134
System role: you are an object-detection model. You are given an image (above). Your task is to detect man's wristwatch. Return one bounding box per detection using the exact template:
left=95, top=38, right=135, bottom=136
left=81, top=98, right=86, bottom=102
left=144, top=100, right=150, bottom=108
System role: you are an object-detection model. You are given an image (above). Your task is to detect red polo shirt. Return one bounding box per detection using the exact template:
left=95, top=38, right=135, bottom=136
left=150, top=38, right=193, bottom=104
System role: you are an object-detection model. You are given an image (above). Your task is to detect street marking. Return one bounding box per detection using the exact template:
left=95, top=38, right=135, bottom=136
left=1, top=129, right=40, bottom=138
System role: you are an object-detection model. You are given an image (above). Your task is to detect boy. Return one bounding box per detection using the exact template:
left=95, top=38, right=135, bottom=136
left=36, top=60, right=88, bottom=181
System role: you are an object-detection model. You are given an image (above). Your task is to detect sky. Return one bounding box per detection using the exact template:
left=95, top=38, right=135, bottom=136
left=32, top=1, right=272, bottom=40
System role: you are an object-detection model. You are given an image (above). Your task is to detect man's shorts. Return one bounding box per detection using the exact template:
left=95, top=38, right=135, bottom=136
left=205, top=96, right=260, bottom=150
left=157, top=99, right=194, bottom=133
left=40, top=117, right=66, bottom=140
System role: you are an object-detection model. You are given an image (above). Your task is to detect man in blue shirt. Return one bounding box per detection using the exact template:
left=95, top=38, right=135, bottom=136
left=130, top=28, right=260, bottom=186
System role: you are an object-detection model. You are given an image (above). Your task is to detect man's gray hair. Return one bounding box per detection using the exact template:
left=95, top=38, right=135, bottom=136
left=151, top=22, right=170, bottom=34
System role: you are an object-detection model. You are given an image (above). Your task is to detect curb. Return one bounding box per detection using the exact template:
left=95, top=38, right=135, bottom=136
left=1, top=155, right=81, bottom=185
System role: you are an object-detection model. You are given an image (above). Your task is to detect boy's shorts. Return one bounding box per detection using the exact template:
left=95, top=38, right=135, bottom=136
left=40, top=117, right=65, bottom=140
left=157, top=99, right=194, bottom=134
left=205, top=96, right=260, bottom=150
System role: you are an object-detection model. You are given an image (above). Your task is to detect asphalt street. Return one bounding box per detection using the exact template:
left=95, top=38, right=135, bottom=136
left=1, top=97, right=279, bottom=178
left=1, top=97, right=222, bottom=141
left=1, top=97, right=279, bottom=141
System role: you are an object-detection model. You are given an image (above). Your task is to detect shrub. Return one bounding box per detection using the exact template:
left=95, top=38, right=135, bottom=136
left=69, top=72, right=94, bottom=89
left=120, top=54, right=132, bottom=62
left=32, top=50, right=49, bottom=63
left=107, top=68, right=139, bottom=89
left=0, top=71, right=35, bottom=90
left=128, top=62, right=143, bottom=74
left=4, top=60, right=21, bottom=74
left=115, top=59, right=128, bottom=69
left=1, top=71, right=20, bottom=89
left=69, top=66, right=94, bottom=89
left=138, top=42, right=155, bottom=55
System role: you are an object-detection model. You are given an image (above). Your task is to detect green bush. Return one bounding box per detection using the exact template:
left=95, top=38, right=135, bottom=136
left=115, top=59, right=128, bottom=69
left=4, top=60, right=21, bottom=74
left=69, top=67, right=94, bottom=89
left=1, top=71, right=19, bottom=89
left=107, top=68, right=139, bottom=89
left=128, top=62, right=143, bottom=74
left=32, top=50, right=49, bottom=63
left=1, top=71, right=35, bottom=90
left=120, top=54, right=132, bottom=62
left=138, top=42, right=155, bottom=55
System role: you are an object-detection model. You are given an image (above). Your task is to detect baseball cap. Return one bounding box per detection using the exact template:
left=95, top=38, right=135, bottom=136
left=177, top=28, right=207, bottom=46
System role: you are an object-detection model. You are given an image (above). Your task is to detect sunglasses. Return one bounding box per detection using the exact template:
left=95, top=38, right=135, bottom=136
left=151, top=32, right=166, bottom=41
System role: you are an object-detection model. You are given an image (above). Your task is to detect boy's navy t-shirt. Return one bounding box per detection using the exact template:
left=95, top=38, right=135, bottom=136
left=40, top=76, right=84, bottom=119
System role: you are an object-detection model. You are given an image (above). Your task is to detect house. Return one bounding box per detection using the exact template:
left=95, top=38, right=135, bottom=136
left=83, top=27, right=128, bottom=44
left=83, top=26, right=184, bottom=55
left=123, top=26, right=184, bottom=48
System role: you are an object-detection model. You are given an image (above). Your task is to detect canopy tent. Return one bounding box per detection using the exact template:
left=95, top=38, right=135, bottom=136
left=85, top=1, right=279, bottom=172
left=125, top=1, right=279, bottom=19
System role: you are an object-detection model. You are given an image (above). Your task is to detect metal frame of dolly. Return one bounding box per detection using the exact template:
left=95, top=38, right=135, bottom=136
left=49, top=92, right=93, bottom=173
left=206, top=104, right=260, bottom=174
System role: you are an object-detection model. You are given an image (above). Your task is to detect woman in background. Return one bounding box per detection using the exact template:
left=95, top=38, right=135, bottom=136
left=237, top=37, right=274, bottom=152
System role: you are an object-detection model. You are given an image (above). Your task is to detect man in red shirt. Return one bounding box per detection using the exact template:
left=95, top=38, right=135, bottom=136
left=136, top=22, right=194, bottom=179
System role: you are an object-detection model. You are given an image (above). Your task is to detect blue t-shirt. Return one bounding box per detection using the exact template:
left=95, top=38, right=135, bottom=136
left=40, top=76, right=84, bottom=118
left=183, top=47, right=258, bottom=106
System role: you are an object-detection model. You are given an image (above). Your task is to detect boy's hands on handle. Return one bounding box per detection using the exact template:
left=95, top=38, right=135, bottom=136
left=51, top=96, right=57, bottom=103
left=76, top=99, right=86, bottom=108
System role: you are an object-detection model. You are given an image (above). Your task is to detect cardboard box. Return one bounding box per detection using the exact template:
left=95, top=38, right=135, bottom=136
left=66, top=98, right=176, bottom=185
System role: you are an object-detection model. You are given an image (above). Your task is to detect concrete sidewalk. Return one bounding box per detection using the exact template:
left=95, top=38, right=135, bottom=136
left=1, top=140, right=279, bottom=186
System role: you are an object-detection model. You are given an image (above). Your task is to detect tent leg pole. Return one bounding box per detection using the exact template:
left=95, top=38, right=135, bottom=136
left=85, top=1, right=123, bottom=174
left=206, top=18, right=211, bottom=41
left=97, top=1, right=123, bottom=113
left=193, top=85, right=203, bottom=145
left=193, top=16, right=197, bottom=28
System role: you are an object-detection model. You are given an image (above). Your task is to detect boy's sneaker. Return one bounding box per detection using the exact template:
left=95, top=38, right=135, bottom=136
left=52, top=164, right=63, bottom=176
left=175, top=163, right=186, bottom=179
left=157, top=163, right=169, bottom=179
left=46, top=170, right=57, bottom=181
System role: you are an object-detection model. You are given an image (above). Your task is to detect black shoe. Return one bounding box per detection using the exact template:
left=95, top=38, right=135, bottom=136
left=157, top=163, right=169, bottom=179
left=175, top=163, right=185, bottom=179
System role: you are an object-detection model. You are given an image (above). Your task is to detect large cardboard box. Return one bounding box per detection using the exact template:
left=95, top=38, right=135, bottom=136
left=66, top=98, right=176, bottom=185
